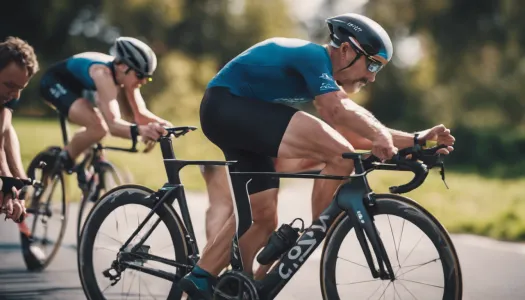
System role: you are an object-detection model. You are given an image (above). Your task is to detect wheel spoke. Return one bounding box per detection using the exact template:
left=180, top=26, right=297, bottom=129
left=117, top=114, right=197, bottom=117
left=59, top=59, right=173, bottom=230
left=397, top=280, right=419, bottom=300
left=337, top=256, right=369, bottom=269
left=400, top=233, right=424, bottom=267
left=398, top=278, right=443, bottom=289
left=387, top=215, right=401, bottom=268
left=396, top=258, right=440, bottom=277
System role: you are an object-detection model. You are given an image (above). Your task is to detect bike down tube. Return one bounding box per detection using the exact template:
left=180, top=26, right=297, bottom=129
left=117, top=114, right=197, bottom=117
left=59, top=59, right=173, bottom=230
left=120, top=187, right=179, bottom=253
left=175, top=185, right=199, bottom=253
left=259, top=200, right=343, bottom=299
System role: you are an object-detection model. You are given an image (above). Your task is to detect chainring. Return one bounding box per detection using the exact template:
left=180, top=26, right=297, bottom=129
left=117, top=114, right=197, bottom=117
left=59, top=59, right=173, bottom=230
left=213, top=271, right=259, bottom=300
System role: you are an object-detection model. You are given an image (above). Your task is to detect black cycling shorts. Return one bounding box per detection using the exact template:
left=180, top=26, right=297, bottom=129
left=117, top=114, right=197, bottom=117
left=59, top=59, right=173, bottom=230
left=200, top=87, right=299, bottom=195
left=39, top=61, right=86, bottom=116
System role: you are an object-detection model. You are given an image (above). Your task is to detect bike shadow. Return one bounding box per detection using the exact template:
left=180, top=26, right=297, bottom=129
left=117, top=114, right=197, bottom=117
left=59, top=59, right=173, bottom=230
left=0, top=243, right=22, bottom=253
left=0, top=268, right=84, bottom=300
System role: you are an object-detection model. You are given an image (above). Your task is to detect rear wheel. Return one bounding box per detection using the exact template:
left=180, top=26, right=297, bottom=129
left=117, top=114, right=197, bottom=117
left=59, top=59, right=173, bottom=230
left=20, top=148, right=68, bottom=271
left=320, top=194, right=462, bottom=300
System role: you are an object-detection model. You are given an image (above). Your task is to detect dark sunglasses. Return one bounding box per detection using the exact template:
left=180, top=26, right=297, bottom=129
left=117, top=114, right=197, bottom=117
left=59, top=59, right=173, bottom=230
left=349, top=43, right=385, bottom=73
left=126, top=67, right=153, bottom=82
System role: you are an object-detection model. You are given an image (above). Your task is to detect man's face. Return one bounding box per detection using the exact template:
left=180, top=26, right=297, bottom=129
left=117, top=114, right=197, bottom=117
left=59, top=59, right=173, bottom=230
left=0, top=62, right=29, bottom=104
left=332, top=43, right=379, bottom=94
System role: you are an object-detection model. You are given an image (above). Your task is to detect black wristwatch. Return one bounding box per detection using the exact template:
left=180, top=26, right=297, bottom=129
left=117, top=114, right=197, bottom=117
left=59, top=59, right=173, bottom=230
left=130, top=124, right=139, bottom=144
left=414, top=133, right=425, bottom=147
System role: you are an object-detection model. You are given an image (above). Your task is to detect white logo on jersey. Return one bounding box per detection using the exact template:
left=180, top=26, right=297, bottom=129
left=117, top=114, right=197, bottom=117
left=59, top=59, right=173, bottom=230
left=319, top=73, right=333, bottom=81
left=49, top=83, right=67, bottom=98
left=320, top=83, right=336, bottom=91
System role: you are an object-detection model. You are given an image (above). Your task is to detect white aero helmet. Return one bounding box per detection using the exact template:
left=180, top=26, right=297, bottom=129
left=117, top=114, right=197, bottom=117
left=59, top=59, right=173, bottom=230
left=113, top=37, right=157, bottom=76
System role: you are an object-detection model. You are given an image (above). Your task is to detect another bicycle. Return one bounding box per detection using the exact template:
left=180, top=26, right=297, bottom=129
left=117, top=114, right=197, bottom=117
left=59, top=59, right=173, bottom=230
left=19, top=113, right=139, bottom=271
left=78, top=126, right=462, bottom=300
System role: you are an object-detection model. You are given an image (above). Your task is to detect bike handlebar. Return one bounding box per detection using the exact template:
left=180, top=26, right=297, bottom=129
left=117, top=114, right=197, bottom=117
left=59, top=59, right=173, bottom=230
left=100, top=126, right=198, bottom=153
left=0, top=175, right=42, bottom=223
left=157, top=126, right=198, bottom=142
left=343, top=144, right=448, bottom=194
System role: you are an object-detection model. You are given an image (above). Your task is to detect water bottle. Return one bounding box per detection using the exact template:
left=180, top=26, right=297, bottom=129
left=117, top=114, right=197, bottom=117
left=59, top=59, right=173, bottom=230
left=257, top=219, right=303, bottom=265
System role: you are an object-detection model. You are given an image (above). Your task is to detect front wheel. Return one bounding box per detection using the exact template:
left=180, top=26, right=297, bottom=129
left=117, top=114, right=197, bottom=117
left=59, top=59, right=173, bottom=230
left=320, top=194, right=462, bottom=300
left=76, top=161, right=124, bottom=242
left=20, top=147, right=68, bottom=271
left=78, top=185, right=190, bottom=300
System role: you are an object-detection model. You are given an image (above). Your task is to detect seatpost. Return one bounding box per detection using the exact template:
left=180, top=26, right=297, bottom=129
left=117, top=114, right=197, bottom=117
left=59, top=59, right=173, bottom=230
left=59, top=114, right=69, bottom=146
left=160, top=136, right=179, bottom=184
left=160, top=136, right=175, bottom=159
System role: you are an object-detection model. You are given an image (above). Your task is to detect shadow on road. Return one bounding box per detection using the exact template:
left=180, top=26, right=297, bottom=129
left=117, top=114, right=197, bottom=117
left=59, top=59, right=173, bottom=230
left=0, top=268, right=83, bottom=300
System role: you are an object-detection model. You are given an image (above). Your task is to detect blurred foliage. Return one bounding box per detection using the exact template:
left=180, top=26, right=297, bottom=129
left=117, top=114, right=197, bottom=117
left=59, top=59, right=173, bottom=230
left=2, top=0, right=525, bottom=176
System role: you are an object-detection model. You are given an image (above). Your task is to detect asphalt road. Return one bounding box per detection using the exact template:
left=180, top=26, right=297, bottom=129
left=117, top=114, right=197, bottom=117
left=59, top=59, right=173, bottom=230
left=1, top=179, right=525, bottom=300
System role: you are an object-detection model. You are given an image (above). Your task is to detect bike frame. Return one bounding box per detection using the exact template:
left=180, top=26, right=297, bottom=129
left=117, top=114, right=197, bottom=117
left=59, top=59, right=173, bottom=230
left=229, top=156, right=400, bottom=298
left=114, top=134, right=234, bottom=281
left=111, top=133, right=406, bottom=299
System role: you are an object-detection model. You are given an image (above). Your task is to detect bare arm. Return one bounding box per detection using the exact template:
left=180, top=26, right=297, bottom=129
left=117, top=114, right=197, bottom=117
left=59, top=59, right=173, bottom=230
left=125, top=88, right=170, bottom=125
left=314, top=91, right=389, bottom=140
left=90, top=66, right=134, bottom=138
left=0, top=109, right=13, bottom=177
left=335, top=126, right=415, bottom=150
left=5, top=122, right=27, bottom=178
left=315, top=91, right=416, bottom=149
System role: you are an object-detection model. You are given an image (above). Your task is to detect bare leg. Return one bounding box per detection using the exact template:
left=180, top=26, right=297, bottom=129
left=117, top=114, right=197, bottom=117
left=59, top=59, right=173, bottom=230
left=201, top=165, right=233, bottom=242
left=64, top=98, right=108, bottom=160
left=198, top=188, right=278, bottom=275
left=196, top=112, right=355, bottom=278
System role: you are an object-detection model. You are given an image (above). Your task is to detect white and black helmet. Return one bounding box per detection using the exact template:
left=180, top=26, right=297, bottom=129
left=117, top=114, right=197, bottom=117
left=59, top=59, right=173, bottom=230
left=113, top=37, right=157, bottom=76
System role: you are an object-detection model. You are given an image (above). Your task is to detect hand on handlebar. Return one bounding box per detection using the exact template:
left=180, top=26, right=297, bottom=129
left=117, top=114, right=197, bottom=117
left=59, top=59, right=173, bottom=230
left=139, top=122, right=168, bottom=147
left=417, top=124, right=455, bottom=155
left=157, top=119, right=173, bottom=128
left=371, top=130, right=398, bottom=161
left=0, top=179, right=26, bottom=223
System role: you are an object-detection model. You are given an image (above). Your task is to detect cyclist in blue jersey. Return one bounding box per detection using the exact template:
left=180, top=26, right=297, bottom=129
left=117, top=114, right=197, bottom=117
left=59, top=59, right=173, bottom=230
left=39, top=37, right=171, bottom=172
left=180, top=13, right=456, bottom=299
left=0, top=36, right=39, bottom=222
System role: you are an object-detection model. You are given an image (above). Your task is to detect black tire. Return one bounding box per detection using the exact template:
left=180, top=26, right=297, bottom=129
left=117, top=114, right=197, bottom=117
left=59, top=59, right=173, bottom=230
left=76, top=161, right=124, bottom=242
left=20, top=147, right=68, bottom=271
left=320, top=194, right=462, bottom=300
left=78, top=184, right=190, bottom=300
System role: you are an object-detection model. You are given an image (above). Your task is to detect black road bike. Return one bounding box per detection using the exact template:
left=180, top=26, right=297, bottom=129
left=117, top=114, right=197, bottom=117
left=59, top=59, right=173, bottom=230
left=78, top=126, right=462, bottom=299
left=20, top=113, right=137, bottom=271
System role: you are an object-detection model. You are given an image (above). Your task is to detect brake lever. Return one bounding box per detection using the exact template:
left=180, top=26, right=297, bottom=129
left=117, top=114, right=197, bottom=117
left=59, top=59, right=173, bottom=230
left=439, top=159, right=449, bottom=190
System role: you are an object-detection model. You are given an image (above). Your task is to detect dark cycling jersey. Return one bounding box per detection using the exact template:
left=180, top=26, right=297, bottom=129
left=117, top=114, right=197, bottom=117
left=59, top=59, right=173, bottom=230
left=207, top=38, right=340, bottom=105
left=64, top=53, right=114, bottom=90
left=40, top=52, right=116, bottom=115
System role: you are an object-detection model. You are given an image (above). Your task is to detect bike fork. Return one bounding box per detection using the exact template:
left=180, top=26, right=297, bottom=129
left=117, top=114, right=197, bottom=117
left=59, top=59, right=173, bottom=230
left=336, top=178, right=396, bottom=280
left=347, top=193, right=395, bottom=280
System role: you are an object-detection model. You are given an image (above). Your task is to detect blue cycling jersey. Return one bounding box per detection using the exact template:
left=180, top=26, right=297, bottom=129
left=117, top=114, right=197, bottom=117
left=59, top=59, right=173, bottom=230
left=65, top=52, right=114, bottom=90
left=207, top=38, right=340, bottom=105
